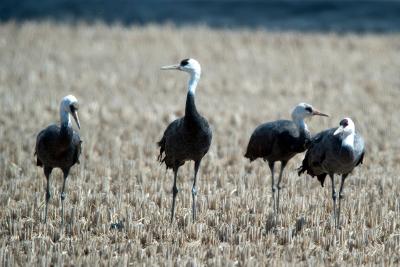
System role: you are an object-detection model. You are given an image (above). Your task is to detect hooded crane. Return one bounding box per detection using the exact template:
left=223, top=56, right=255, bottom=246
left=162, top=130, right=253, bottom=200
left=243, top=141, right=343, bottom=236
left=35, top=95, right=82, bottom=224
left=158, top=58, right=212, bottom=223
left=245, top=103, right=328, bottom=215
left=298, top=117, right=364, bottom=228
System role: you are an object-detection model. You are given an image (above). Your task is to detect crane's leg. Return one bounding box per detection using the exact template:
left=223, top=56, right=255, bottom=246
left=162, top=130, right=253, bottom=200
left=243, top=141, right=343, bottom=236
left=43, top=167, right=53, bottom=223
left=60, top=169, right=70, bottom=226
left=170, top=166, right=179, bottom=223
left=192, top=160, right=201, bottom=222
left=276, top=161, right=287, bottom=214
left=268, top=162, right=276, bottom=215
left=329, top=174, right=337, bottom=228
left=337, top=174, right=347, bottom=228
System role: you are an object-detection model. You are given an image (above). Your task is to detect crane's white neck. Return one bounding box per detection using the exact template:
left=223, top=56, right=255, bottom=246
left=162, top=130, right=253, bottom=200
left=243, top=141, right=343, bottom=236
left=188, top=72, right=200, bottom=95
left=60, top=107, right=71, bottom=128
left=293, top=117, right=309, bottom=133
left=341, top=132, right=355, bottom=149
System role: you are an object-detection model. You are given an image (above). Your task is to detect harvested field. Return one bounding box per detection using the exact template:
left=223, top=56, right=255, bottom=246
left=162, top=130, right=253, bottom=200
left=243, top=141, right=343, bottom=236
left=0, top=22, right=399, bottom=265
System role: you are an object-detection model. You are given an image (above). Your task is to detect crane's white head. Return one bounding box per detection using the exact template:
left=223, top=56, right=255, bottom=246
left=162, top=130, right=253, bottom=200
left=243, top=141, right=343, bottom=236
left=161, top=58, right=201, bottom=76
left=60, top=95, right=80, bottom=129
left=334, top=117, right=355, bottom=136
left=291, top=103, right=329, bottom=120
left=161, top=58, right=201, bottom=95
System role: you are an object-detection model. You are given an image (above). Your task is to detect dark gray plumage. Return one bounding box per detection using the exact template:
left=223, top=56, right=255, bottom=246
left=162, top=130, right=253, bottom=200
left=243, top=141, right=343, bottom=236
left=298, top=117, right=365, bottom=228
left=35, top=95, right=82, bottom=224
left=158, top=58, right=212, bottom=223
left=245, top=103, right=328, bottom=216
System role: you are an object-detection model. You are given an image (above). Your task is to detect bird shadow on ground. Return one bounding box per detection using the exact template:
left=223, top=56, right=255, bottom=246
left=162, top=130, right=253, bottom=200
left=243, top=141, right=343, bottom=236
left=263, top=214, right=307, bottom=236
left=291, top=216, right=306, bottom=238
left=263, top=213, right=277, bottom=234
left=110, top=220, right=125, bottom=231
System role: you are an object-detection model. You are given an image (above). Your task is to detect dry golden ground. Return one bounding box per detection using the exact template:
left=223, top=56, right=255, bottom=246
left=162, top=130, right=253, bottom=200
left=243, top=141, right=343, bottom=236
left=0, top=22, right=399, bottom=266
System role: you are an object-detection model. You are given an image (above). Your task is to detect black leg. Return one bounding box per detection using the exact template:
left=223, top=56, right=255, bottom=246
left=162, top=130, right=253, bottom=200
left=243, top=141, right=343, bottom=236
left=268, top=162, right=276, bottom=217
left=192, top=160, right=201, bottom=222
left=337, top=174, right=347, bottom=228
left=329, top=174, right=337, bottom=228
left=170, top=167, right=179, bottom=223
left=276, top=161, right=287, bottom=214
left=60, top=168, right=70, bottom=226
left=44, top=167, right=53, bottom=223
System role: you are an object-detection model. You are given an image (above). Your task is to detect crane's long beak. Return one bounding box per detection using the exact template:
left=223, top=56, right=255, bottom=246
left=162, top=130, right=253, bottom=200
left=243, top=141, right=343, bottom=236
left=333, top=126, right=344, bottom=135
left=312, top=110, right=329, bottom=117
left=72, top=111, right=81, bottom=129
left=161, top=64, right=180, bottom=70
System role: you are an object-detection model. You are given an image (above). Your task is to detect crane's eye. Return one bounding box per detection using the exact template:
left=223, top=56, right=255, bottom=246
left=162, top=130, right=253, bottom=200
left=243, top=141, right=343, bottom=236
left=70, top=104, right=78, bottom=112
left=305, top=107, right=312, bottom=113
left=180, top=59, right=189, bottom=66
left=340, top=119, right=348, bottom=127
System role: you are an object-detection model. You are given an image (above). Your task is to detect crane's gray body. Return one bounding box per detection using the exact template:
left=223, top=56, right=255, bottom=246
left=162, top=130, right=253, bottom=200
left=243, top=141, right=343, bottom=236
left=158, top=92, right=212, bottom=170
left=245, top=119, right=311, bottom=163
left=35, top=124, right=82, bottom=170
left=299, top=127, right=364, bottom=186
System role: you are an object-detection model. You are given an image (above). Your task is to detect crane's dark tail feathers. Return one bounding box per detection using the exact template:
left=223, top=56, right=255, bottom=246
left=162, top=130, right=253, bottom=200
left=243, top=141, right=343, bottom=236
left=244, top=148, right=257, bottom=162
left=297, top=164, right=306, bottom=176
left=36, top=158, right=43, bottom=167
left=298, top=154, right=327, bottom=187
left=157, top=137, right=166, bottom=163
left=297, top=153, right=309, bottom=177
left=316, top=174, right=327, bottom=187
left=34, top=149, right=43, bottom=167
left=356, top=151, right=365, bottom=166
